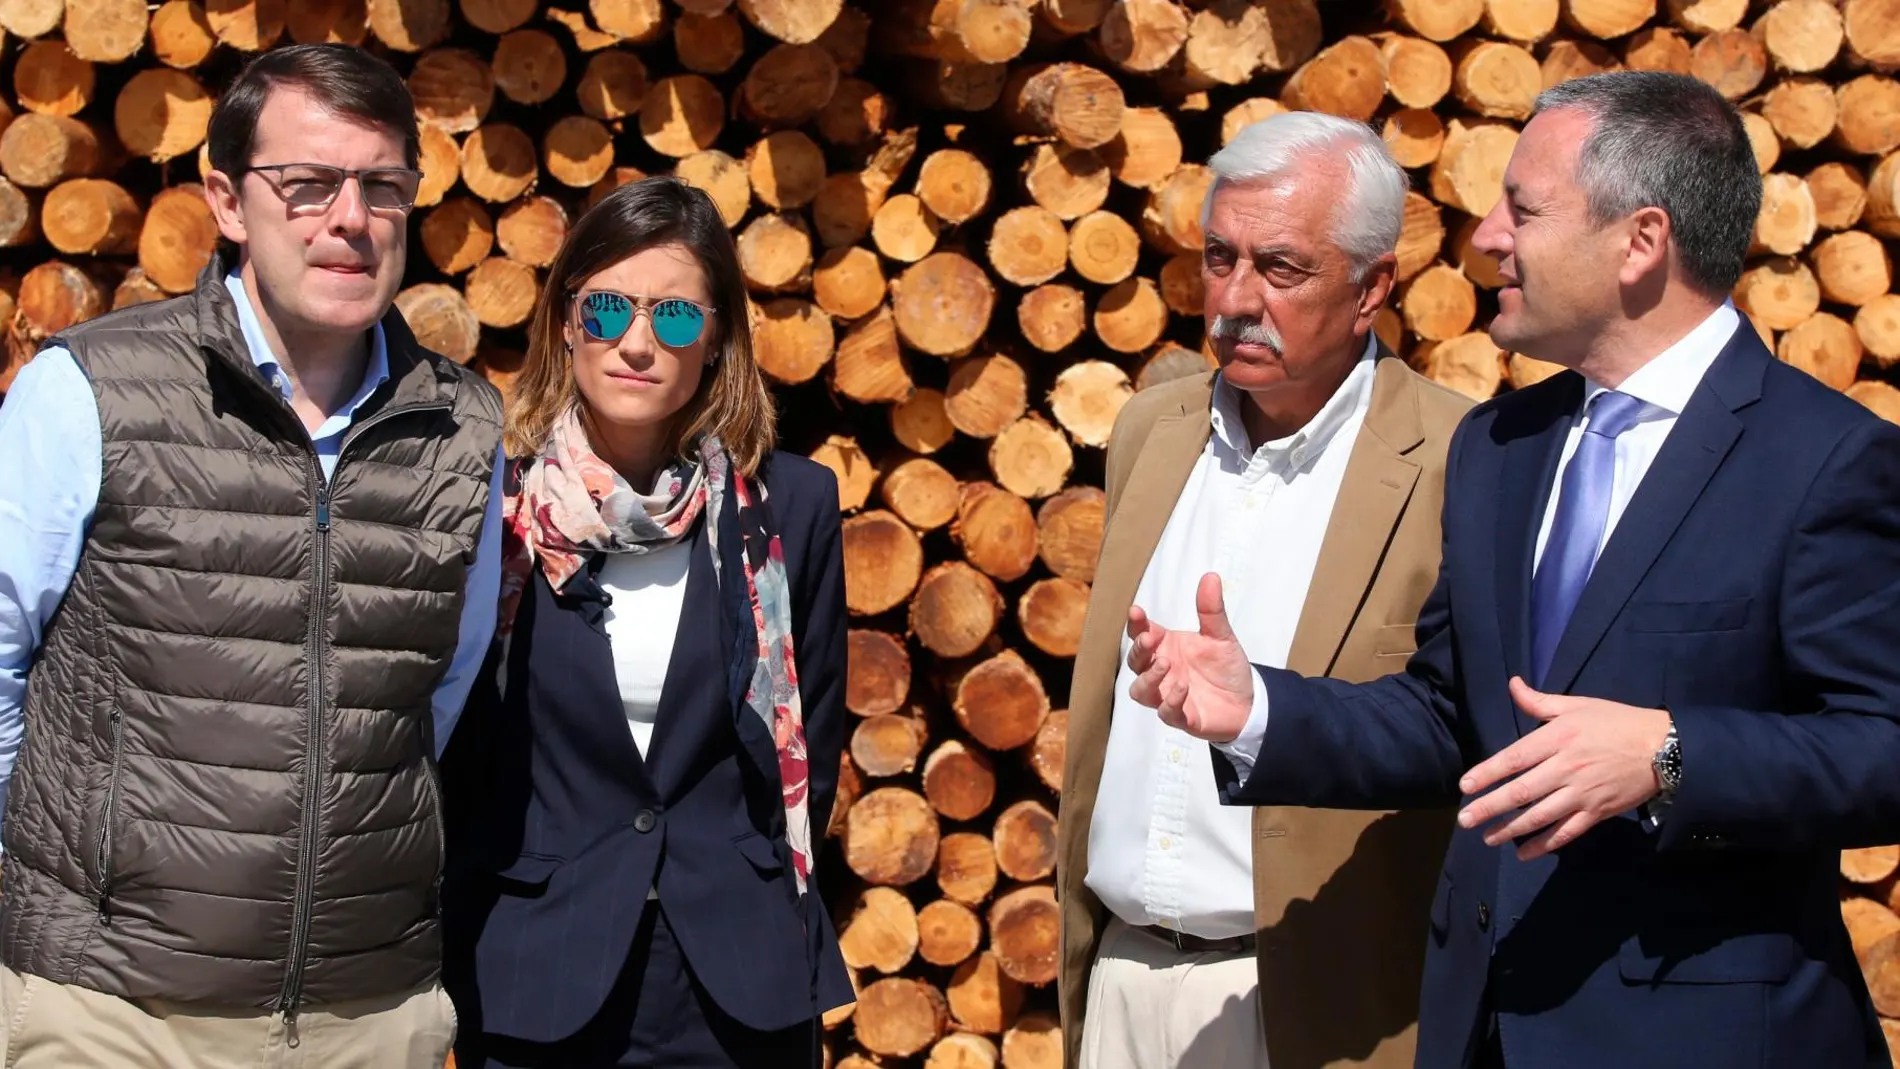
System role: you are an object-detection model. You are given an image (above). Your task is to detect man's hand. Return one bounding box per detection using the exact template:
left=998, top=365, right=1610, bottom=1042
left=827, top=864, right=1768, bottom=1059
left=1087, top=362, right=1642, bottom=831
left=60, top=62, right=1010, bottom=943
left=1457, top=677, right=1673, bottom=860
left=1126, top=573, right=1256, bottom=742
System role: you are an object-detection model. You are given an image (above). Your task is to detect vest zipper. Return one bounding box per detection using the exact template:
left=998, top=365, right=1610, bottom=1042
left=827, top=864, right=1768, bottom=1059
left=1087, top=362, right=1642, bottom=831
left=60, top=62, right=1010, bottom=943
left=93, top=706, right=127, bottom=918
left=275, top=398, right=452, bottom=1023
left=279, top=473, right=329, bottom=1025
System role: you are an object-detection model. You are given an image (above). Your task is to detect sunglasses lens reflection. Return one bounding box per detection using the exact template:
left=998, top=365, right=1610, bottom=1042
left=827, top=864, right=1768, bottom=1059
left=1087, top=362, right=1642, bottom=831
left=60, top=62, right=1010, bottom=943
left=580, top=292, right=633, bottom=343
left=651, top=299, right=707, bottom=348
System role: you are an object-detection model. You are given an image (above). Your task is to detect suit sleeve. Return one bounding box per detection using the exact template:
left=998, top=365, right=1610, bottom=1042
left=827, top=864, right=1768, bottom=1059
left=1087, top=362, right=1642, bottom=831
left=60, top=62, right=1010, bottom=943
left=1662, top=418, right=1900, bottom=852
left=796, top=473, right=848, bottom=866
left=1215, top=419, right=1473, bottom=811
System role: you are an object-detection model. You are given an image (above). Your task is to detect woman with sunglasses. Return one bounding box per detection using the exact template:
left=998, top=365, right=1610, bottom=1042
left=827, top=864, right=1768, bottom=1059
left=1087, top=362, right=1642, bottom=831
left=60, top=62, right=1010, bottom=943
left=439, top=176, right=853, bottom=1068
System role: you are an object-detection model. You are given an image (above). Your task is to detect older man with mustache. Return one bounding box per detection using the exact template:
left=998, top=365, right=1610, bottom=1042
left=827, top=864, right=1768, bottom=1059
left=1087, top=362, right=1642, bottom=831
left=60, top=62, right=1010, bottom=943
left=1055, top=112, right=1474, bottom=1069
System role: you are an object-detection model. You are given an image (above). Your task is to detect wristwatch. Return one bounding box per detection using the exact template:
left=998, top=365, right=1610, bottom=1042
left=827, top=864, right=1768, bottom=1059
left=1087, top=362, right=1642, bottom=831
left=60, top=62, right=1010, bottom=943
left=1652, top=723, right=1682, bottom=799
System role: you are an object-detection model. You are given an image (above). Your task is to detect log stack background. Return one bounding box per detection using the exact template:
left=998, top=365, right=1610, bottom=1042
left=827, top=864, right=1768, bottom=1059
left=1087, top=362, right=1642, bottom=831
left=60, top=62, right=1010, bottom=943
left=0, top=0, right=1898, bottom=1063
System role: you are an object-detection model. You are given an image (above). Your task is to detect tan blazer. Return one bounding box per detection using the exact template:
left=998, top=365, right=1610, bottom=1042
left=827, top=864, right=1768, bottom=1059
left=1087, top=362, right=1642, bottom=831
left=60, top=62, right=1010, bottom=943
left=1056, top=351, right=1474, bottom=1069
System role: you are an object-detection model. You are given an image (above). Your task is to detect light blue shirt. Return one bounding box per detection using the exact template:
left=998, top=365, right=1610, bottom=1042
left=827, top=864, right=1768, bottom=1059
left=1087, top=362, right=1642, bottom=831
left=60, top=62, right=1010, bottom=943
left=0, top=272, right=505, bottom=829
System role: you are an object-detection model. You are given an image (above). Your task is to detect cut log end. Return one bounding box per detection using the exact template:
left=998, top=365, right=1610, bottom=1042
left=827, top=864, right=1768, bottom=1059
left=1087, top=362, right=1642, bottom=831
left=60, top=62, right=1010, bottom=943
left=892, top=251, right=995, bottom=357
left=1049, top=359, right=1133, bottom=447
left=810, top=433, right=875, bottom=509
left=947, top=952, right=1026, bottom=1036
left=953, top=480, right=1038, bottom=583
left=753, top=296, right=835, bottom=385
left=918, top=899, right=984, bottom=967
left=846, top=629, right=911, bottom=717
left=989, top=885, right=1059, bottom=985
left=923, top=739, right=998, bottom=821
left=1030, top=709, right=1068, bottom=793
left=855, top=976, right=949, bottom=1058
left=1018, top=284, right=1087, bottom=353
left=844, top=786, right=942, bottom=888
left=1019, top=577, right=1090, bottom=658
left=852, top=710, right=926, bottom=778
left=883, top=457, right=960, bottom=532
left=1036, top=486, right=1105, bottom=583
left=954, top=649, right=1049, bottom=752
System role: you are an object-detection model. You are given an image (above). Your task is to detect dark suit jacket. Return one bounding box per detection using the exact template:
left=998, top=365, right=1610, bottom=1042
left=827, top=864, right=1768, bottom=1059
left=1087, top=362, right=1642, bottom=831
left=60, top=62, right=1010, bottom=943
left=1060, top=354, right=1472, bottom=1069
left=439, top=452, right=853, bottom=1047
left=1223, top=325, right=1900, bottom=1069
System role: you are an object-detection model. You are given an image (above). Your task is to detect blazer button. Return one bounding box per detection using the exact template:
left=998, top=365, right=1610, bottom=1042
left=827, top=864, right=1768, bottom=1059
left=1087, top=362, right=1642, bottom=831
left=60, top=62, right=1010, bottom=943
left=634, top=810, right=657, bottom=833
left=1477, top=903, right=1491, bottom=930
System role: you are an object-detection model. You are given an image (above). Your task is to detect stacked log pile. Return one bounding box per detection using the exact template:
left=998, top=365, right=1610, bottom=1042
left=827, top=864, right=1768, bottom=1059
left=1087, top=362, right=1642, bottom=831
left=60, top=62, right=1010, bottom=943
left=0, top=0, right=1897, bottom=1063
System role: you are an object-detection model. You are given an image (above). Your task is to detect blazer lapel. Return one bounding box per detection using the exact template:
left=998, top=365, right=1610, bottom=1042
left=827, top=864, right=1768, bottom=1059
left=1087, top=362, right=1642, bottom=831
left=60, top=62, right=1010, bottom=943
left=1089, top=395, right=1213, bottom=649
left=1494, top=374, right=1581, bottom=735
left=1285, top=354, right=1423, bottom=677
left=1539, top=327, right=1762, bottom=694
left=1065, top=383, right=1211, bottom=811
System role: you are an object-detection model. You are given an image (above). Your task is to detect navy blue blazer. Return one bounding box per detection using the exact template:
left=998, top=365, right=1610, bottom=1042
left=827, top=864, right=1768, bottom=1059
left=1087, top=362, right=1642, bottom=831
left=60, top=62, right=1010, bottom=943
left=1222, top=325, right=1900, bottom=1069
left=439, top=452, right=852, bottom=1046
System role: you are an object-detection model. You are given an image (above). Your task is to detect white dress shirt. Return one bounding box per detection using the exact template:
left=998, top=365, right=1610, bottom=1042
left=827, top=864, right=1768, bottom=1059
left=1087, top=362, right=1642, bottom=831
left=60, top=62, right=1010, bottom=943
left=1086, top=337, right=1377, bottom=940
left=1529, top=303, right=1738, bottom=569
left=599, top=542, right=692, bottom=759
left=1218, top=304, right=1740, bottom=776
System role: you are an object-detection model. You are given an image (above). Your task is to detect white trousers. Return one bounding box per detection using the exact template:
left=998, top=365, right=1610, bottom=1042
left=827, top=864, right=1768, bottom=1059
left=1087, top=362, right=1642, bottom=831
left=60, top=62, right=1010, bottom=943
left=1079, top=916, right=1268, bottom=1069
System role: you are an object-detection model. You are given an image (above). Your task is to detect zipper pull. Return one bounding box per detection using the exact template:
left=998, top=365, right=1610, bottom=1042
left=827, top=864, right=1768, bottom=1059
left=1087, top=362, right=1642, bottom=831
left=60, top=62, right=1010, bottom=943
left=315, top=490, right=331, bottom=532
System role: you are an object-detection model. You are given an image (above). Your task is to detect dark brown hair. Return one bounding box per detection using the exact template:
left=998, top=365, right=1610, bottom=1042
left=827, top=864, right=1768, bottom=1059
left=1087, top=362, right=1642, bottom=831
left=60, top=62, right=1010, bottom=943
left=507, top=176, right=777, bottom=476
left=207, top=43, right=420, bottom=177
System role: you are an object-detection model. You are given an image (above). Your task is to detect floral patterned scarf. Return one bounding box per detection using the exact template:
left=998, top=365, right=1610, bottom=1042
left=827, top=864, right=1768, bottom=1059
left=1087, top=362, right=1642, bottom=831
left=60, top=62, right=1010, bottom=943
left=495, top=406, right=814, bottom=894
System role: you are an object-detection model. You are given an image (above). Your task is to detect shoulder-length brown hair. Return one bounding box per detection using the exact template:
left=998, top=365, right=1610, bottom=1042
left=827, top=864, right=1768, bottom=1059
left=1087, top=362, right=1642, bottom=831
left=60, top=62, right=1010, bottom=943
left=504, top=176, right=776, bottom=475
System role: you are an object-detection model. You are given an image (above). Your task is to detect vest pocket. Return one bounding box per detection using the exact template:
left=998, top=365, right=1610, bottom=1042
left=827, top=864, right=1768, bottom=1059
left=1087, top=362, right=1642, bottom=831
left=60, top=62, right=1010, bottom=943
left=92, top=708, right=127, bottom=907
left=420, top=759, right=448, bottom=916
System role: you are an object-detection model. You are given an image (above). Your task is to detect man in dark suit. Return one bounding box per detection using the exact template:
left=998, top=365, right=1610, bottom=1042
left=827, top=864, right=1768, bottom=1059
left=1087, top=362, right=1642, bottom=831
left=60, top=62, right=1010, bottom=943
left=1123, top=70, right=1900, bottom=1069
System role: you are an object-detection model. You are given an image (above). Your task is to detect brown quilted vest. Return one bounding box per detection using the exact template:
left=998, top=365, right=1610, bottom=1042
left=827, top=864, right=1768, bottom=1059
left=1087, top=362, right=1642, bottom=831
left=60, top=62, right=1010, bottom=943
left=0, top=262, right=501, bottom=1011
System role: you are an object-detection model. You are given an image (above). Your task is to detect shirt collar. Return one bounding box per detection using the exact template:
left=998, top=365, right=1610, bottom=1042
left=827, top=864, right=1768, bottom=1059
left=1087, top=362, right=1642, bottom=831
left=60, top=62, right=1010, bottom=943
left=1209, top=332, right=1378, bottom=464
left=1581, top=301, right=1739, bottom=419
left=223, top=269, right=390, bottom=412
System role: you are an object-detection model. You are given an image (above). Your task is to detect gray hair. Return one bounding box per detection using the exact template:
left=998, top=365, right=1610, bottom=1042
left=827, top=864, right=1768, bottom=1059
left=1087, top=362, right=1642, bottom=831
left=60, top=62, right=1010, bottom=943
left=1201, top=111, right=1408, bottom=283
left=1532, top=71, right=1760, bottom=295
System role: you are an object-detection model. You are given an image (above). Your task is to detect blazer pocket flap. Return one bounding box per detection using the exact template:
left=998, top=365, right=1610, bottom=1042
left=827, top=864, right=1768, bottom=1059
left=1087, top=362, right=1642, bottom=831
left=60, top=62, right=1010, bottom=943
left=1374, top=623, right=1419, bottom=658
left=731, top=831, right=784, bottom=874
left=1624, top=597, right=1752, bottom=633
left=486, top=851, right=564, bottom=886
left=1617, top=931, right=1797, bottom=984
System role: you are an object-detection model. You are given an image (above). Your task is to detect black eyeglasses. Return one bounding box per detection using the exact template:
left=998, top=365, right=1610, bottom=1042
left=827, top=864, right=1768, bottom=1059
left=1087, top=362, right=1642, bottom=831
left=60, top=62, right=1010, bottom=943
left=243, top=163, right=424, bottom=211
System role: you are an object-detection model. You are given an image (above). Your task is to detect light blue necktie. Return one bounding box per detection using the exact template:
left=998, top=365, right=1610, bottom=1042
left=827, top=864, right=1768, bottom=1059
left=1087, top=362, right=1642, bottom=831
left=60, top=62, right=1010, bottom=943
left=1529, top=391, right=1646, bottom=689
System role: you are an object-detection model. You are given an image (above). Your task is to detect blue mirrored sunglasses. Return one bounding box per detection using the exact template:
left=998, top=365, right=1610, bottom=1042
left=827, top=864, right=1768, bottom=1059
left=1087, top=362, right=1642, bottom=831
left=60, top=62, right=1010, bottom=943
left=576, top=291, right=712, bottom=349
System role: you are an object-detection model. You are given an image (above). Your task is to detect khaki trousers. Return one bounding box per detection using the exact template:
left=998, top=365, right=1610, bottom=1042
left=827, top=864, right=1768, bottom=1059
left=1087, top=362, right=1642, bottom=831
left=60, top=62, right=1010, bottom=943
left=0, top=965, right=456, bottom=1069
left=1080, top=916, right=1268, bottom=1069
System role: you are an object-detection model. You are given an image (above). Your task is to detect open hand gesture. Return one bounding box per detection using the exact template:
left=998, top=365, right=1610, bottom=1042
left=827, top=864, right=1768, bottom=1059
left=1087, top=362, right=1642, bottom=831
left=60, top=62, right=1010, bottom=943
left=1125, top=573, right=1257, bottom=743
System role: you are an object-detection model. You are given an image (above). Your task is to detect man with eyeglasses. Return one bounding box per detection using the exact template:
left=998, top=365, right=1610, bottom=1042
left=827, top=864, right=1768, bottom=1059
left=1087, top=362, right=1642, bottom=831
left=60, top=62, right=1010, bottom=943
left=0, top=43, right=502, bottom=1067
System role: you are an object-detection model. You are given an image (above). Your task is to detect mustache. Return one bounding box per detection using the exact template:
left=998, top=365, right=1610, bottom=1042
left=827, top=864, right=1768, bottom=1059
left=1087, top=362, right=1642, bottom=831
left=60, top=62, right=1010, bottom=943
left=1210, top=315, right=1283, bottom=353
